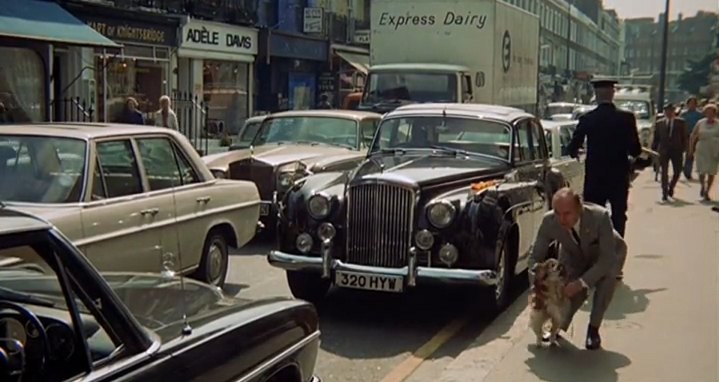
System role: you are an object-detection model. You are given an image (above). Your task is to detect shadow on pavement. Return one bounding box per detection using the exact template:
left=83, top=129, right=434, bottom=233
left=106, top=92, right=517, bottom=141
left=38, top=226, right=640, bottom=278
left=525, top=342, right=631, bottom=382
left=316, top=275, right=529, bottom=361
left=223, top=282, right=250, bottom=295
left=581, top=282, right=667, bottom=320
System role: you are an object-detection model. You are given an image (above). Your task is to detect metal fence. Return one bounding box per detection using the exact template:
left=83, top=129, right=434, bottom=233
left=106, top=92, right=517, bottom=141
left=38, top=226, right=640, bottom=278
left=169, top=92, right=211, bottom=156
left=51, top=97, right=94, bottom=123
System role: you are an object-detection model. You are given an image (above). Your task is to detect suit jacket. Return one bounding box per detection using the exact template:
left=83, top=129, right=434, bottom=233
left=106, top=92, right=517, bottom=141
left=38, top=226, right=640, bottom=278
left=651, top=117, right=688, bottom=156
left=567, top=103, right=642, bottom=183
left=528, top=203, right=627, bottom=288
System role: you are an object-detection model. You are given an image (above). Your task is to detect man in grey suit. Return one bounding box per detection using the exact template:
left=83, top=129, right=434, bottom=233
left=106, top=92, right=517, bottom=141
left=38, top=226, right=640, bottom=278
left=529, top=187, right=627, bottom=350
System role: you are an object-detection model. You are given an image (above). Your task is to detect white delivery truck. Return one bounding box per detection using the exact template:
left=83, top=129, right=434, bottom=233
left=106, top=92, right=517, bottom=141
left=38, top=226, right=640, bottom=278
left=358, top=0, right=541, bottom=114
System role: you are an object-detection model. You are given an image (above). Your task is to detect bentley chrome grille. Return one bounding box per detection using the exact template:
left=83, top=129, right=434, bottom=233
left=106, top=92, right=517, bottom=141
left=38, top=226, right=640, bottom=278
left=346, top=183, right=415, bottom=268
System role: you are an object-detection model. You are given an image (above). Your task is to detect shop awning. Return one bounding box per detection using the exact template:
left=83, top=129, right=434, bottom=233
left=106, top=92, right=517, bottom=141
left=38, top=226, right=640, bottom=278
left=336, top=51, right=370, bottom=75
left=0, top=0, right=120, bottom=48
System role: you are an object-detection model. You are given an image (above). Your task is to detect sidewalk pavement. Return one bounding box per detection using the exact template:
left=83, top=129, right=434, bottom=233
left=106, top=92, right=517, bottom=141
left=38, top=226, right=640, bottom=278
left=438, top=171, right=719, bottom=382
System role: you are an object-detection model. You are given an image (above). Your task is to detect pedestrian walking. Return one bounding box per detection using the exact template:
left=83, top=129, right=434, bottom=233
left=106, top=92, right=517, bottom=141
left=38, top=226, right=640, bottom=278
left=688, top=103, right=719, bottom=201
left=529, top=187, right=627, bottom=350
left=154, top=95, right=179, bottom=130
left=680, top=96, right=704, bottom=180
left=652, top=103, right=688, bottom=201
left=316, top=94, right=332, bottom=109
left=121, top=97, right=145, bottom=125
left=567, top=78, right=642, bottom=238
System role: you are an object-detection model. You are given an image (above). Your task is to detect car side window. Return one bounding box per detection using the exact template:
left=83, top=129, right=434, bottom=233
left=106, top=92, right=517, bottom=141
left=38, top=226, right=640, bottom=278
left=0, top=242, right=120, bottom=380
left=516, top=119, right=535, bottom=161
left=137, top=137, right=197, bottom=191
left=360, top=119, right=379, bottom=147
left=530, top=120, right=547, bottom=159
left=172, top=142, right=201, bottom=185
left=95, top=140, right=143, bottom=198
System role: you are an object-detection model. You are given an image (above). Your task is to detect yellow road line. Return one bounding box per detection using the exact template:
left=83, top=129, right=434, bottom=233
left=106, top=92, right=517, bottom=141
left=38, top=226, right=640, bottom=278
left=380, top=315, right=471, bottom=382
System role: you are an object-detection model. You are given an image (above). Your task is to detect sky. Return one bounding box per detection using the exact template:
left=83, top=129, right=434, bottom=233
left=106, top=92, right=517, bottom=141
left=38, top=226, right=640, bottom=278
left=603, top=0, right=717, bottom=20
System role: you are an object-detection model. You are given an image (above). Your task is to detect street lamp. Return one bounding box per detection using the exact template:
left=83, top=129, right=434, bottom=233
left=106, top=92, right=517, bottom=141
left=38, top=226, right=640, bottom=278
left=657, top=0, right=671, bottom=105
left=565, top=0, right=573, bottom=79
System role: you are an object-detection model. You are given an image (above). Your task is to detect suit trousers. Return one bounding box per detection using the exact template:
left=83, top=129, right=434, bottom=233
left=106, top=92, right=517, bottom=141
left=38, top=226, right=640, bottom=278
left=660, top=151, right=684, bottom=195
left=584, top=182, right=629, bottom=237
left=561, top=241, right=627, bottom=331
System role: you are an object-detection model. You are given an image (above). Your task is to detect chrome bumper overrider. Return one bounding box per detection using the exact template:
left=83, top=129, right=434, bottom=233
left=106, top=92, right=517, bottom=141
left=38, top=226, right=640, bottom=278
left=268, top=248, right=499, bottom=287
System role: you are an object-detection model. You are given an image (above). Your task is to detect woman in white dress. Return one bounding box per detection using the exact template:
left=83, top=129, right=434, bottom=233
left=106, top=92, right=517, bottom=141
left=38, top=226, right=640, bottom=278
left=154, top=95, right=179, bottom=130
left=689, top=103, right=719, bottom=201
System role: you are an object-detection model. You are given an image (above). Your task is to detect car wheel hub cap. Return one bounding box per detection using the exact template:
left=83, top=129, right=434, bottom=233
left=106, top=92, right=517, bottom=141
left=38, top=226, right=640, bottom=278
left=208, top=243, right=224, bottom=284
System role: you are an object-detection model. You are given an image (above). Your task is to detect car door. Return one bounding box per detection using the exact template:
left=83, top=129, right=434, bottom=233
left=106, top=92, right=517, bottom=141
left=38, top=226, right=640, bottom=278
left=511, top=118, right=546, bottom=266
left=80, top=139, right=166, bottom=273
left=134, top=136, right=203, bottom=273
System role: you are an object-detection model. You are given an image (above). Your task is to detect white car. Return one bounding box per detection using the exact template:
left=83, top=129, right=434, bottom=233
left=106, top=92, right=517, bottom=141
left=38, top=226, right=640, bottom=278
left=0, top=123, right=260, bottom=287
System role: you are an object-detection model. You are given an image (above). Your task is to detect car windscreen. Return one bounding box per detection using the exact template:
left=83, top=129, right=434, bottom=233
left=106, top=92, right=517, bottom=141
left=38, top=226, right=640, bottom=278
left=252, top=116, right=358, bottom=149
left=236, top=121, right=262, bottom=147
left=370, top=116, right=512, bottom=160
left=0, top=136, right=87, bottom=203
left=363, top=72, right=458, bottom=104
left=616, top=100, right=651, bottom=119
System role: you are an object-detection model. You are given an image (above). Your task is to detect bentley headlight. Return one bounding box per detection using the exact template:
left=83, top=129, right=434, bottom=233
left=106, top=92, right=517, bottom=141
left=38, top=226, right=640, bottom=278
left=308, top=194, right=331, bottom=219
left=415, top=229, right=435, bottom=250
left=427, top=200, right=456, bottom=229
left=277, top=162, right=309, bottom=189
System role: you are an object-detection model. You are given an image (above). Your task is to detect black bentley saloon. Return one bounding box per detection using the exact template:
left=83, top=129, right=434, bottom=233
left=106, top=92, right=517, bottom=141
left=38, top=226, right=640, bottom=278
left=0, top=207, right=321, bottom=382
left=268, top=103, right=583, bottom=309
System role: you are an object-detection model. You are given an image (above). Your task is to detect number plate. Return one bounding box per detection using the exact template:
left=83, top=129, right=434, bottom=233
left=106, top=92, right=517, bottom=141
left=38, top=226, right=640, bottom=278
left=335, top=271, right=404, bottom=293
left=259, top=203, right=270, bottom=216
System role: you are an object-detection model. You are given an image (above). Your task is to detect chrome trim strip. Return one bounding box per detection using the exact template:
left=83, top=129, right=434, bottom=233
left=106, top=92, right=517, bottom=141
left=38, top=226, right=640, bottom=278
left=268, top=251, right=498, bottom=286
left=234, top=330, right=321, bottom=382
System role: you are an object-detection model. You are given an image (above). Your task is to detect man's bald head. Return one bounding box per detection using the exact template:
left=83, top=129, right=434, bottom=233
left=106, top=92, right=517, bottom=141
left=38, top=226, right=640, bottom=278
left=552, top=187, right=582, bottom=229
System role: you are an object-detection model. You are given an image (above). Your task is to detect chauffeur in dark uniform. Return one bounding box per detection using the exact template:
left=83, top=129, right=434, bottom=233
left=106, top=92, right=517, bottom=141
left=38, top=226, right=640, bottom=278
left=567, top=78, right=642, bottom=238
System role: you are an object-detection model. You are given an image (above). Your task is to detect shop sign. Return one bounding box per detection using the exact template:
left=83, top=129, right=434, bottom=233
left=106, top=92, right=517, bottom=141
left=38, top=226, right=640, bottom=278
left=79, top=15, right=176, bottom=46
left=181, top=20, right=258, bottom=55
left=353, top=30, right=370, bottom=45
left=318, top=72, right=336, bottom=94
left=303, top=8, right=324, bottom=34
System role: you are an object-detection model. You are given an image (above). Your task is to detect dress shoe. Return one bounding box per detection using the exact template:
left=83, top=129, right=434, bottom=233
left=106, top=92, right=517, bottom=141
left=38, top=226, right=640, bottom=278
left=661, top=194, right=668, bottom=202
left=586, top=325, right=601, bottom=350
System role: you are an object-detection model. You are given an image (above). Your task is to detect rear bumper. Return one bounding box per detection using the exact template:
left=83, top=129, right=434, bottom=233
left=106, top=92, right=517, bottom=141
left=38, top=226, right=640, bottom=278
left=268, top=249, right=498, bottom=287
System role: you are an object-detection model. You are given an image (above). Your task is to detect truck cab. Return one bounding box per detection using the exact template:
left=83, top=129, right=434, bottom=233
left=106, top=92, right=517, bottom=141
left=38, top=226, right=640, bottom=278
left=357, top=64, right=474, bottom=114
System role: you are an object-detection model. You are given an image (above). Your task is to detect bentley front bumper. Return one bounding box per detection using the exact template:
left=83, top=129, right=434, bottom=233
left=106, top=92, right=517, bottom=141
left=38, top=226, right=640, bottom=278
left=268, top=250, right=499, bottom=287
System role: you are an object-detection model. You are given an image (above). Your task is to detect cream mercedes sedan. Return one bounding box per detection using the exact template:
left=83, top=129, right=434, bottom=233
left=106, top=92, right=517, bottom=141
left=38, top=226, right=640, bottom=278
left=0, top=123, right=260, bottom=287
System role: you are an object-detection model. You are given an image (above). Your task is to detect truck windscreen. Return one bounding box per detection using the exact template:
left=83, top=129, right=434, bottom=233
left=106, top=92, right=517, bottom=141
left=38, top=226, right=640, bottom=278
left=363, top=72, right=457, bottom=104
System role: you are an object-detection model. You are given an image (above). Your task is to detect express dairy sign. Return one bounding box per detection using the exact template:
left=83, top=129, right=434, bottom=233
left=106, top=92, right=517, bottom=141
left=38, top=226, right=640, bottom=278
left=180, top=20, right=258, bottom=55
left=377, top=11, right=488, bottom=30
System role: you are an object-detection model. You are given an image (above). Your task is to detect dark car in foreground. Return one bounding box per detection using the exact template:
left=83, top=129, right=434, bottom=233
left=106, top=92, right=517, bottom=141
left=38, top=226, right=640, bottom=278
left=0, top=207, right=320, bottom=382
left=268, top=103, right=584, bottom=310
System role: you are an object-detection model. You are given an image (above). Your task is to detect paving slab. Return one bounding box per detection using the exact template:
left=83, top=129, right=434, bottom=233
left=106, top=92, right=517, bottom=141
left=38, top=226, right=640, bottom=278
left=437, top=172, right=719, bottom=382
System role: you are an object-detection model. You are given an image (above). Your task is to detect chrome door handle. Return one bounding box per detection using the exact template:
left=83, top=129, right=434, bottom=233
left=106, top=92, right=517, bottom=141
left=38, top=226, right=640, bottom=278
left=140, top=208, right=159, bottom=216
left=196, top=196, right=211, bottom=204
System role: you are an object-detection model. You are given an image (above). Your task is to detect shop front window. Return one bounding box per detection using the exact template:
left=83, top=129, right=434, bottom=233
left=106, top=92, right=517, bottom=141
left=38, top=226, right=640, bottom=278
left=0, top=47, right=45, bottom=123
left=96, top=46, right=169, bottom=123
left=203, top=60, right=249, bottom=135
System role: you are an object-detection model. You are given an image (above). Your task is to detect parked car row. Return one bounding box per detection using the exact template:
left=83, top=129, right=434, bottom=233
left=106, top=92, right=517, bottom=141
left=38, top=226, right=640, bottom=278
left=207, top=103, right=586, bottom=311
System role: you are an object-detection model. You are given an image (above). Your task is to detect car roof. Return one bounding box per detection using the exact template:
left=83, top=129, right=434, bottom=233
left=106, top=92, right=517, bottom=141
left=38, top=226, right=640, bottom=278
left=386, top=103, right=533, bottom=122
left=244, top=116, right=268, bottom=124
left=541, top=119, right=578, bottom=129
left=0, top=207, right=52, bottom=236
left=0, top=123, right=186, bottom=140
left=267, top=109, right=382, bottom=120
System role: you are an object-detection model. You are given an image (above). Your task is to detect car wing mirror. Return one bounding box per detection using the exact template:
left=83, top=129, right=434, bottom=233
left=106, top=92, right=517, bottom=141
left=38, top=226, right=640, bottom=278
left=0, top=338, right=25, bottom=381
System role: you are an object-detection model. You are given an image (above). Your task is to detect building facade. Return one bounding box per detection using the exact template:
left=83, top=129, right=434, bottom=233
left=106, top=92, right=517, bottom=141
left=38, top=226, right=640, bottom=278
left=624, top=11, right=719, bottom=103
left=502, top=0, right=622, bottom=104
